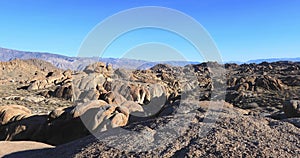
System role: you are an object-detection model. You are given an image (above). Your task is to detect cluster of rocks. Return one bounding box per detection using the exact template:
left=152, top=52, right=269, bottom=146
left=0, top=100, right=132, bottom=145
left=0, top=59, right=299, bottom=157
left=227, top=75, right=286, bottom=92
left=0, top=60, right=176, bottom=145
left=21, top=60, right=300, bottom=122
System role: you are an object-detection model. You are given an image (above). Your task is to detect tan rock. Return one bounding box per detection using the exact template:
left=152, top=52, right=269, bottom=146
left=121, top=101, right=144, bottom=113
left=80, top=105, right=129, bottom=131
left=0, top=141, right=53, bottom=157
left=0, top=105, right=32, bottom=125
left=71, top=100, right=108, bottom=118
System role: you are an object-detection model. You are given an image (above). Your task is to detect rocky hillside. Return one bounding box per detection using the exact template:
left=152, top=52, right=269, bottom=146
left=0, top=59, right=60, bottom=84
left=0, top=59, right=299, bottom=157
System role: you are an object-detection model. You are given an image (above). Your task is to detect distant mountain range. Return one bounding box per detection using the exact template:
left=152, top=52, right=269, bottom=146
left=0, top=47, right=200, bottom=70
left=0, top=47, right=299, bottom=70
left=246, top=58, right=300, bottom=64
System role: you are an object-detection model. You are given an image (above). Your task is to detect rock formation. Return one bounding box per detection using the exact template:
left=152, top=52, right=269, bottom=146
left=0, top=59, right=299, bottom=157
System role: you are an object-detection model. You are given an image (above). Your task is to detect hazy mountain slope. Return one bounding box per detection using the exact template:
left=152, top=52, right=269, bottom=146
left=0, top=47, right=199, bottom=70
left=247, top=57, right=300, bottom=64
left=0, top=47, right=79, bottom=69
left=1, top=47, right=299, bottom=70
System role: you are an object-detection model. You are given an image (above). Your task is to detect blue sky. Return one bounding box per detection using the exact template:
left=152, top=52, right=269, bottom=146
left=0, top=0, right=299, bottom=62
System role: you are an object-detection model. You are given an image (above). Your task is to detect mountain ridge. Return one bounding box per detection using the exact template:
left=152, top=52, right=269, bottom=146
left=1, top=47, right=299, bottom=70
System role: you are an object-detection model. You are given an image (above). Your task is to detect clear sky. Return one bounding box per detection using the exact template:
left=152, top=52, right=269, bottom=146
left=0, top=0, right=299, bottom=62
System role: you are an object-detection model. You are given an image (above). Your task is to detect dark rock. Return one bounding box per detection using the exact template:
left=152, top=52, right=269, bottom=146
left=283, top=100, right=300, bottom=118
